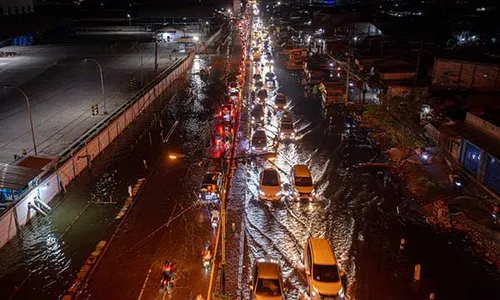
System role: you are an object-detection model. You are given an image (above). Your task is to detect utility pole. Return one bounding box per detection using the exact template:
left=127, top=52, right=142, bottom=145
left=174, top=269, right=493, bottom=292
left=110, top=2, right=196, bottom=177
left=414, top=39, right=424, bottom=87
left=344, top=53, right=351, bottom=105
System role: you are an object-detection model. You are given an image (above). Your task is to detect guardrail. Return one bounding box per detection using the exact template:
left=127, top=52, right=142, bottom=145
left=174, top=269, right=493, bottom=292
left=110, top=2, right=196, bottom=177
left=57, top=55, right=187, bottom=166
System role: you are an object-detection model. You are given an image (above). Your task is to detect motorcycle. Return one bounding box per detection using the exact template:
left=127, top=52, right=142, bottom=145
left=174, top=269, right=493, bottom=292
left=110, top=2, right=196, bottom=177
left=160, top=273, right=173, bottom=291
left=202, top=250, right=212, bottom=268
left=211, top=216, right=219, bottom=229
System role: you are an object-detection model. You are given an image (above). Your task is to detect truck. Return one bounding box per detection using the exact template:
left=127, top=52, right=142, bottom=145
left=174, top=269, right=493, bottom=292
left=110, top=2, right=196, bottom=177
left=318, top=81, right=344, bottom=107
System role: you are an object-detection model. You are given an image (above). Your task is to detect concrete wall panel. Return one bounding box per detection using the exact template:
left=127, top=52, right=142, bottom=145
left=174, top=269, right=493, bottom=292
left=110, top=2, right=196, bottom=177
left=0, top=210, right=18, bottom=247
left=86, top=138, right=100, bottom=160
left=58, top=161, right=74, bottom=187
left=98, top=129, right=109, bottom=152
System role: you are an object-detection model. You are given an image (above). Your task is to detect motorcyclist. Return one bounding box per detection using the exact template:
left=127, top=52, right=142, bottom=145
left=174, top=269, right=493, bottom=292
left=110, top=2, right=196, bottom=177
left=211, top=210, right=220, bottom=226
left=201, top=245, right=213, bottom=262
left=161, top=260, right=176, bottom=283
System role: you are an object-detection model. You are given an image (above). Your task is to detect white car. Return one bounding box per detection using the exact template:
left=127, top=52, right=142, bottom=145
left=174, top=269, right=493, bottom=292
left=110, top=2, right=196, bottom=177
left=279, top=117, right=295, bottom=140
left=274, top=94, right=287, bottom=110
left=259, top=168, right=282, bottom=201
left=251, top=129, right=268, bottom=153
left=249, top=259, right=286, bottom=299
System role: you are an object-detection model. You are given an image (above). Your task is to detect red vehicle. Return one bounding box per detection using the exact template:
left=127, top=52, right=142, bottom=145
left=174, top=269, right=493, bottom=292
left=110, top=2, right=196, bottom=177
left=219, top=104, right=234, bottom=123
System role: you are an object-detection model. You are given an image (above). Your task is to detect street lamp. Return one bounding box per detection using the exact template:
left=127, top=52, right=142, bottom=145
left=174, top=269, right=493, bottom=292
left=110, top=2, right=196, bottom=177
left=127, top=14, right=131, bottom=27
left=193, top=35, right=199, bottom=42
left=84, top=58, right=108, bottom=115
left=3, top=85, right=37, bottom=155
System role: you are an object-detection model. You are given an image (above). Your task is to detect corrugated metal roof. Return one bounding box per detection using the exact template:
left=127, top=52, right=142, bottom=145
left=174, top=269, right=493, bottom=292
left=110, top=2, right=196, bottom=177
left=0, top=163, right=42, bottom=190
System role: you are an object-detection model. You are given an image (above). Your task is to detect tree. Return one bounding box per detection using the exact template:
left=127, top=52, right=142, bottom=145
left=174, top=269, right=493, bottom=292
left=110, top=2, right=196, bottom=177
left=362, top=90, right=428, bottom=158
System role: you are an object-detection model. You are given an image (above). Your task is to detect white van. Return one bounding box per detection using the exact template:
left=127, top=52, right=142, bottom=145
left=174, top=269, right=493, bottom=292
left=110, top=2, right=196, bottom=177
left=304, top=238, right=344, bottom=299
left=291, top=165, right=315, bottom=201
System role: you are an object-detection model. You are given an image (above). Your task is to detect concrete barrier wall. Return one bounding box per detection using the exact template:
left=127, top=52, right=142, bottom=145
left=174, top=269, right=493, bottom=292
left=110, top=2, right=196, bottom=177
left=0, top=52, right=194, bottom=248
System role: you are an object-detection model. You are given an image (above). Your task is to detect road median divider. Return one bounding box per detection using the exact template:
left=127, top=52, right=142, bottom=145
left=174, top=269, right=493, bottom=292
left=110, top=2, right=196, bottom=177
left=62, top=240, right=107, bottom=300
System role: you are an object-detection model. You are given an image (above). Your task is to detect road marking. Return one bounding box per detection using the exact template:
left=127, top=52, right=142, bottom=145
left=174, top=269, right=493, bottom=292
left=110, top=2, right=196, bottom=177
left=137, top=269, right=152, bottom=300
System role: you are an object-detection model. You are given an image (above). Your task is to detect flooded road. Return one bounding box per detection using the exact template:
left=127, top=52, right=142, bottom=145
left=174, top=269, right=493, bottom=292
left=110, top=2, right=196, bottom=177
left=222, top=32, right=500, bottom=300
left=0, top=34, right=232, bottom=299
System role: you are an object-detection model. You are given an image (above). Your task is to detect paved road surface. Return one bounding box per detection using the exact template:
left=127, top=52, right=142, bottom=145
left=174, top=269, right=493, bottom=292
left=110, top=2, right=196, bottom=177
left=0, top=36, right=182, bottom=163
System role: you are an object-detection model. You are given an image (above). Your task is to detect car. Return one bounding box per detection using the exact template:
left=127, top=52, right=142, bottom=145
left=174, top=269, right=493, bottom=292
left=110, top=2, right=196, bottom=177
left=265, top=77, right=276, bottom=88
left=229, top=94, right=239, bottom=104
left=249, top=259, right=286, bottom=299
left=259, top=168, right=282, bottom=201
left=257, top=89, right=268, bottom=103
left=251, top=129, right=268, bottom=153
left=304, top=238, right=345, bottom=299
left=220, top=104, right=234, bottom=123
left=265, top=72, right=275, bottom=80
left=279, top=117, right=295, bottom=140
left=253, top=73, right=262, bottom=83
left=274, top=94, right=287, bottom=110
left=228, top=81, right=239, bottom=93
left=230, top=90, right=239, bottom=99
left=198, top=172, right=223, bottom=203
left=251, top=104, right=266, bottom=127
left=291, top=164, right=315, bottom=201
left=254, top=80, right=264, bottom=91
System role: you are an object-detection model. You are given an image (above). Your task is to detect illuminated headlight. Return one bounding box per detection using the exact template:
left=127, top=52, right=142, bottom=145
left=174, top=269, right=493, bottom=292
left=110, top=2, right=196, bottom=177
left=263, top=147, right=267, bottom=151
left=252, top=146, right=256, bottom=150
left=198, top=193, right=202, bottom=199
left=284, top=105, right=288, bottom=109
left=251, top=120, right=255, bottom=124
left=291, top=132, right=295, bottom=137
left=260, top=116, right=264, bottom=120
left=311, top=291, right=318, bottom=297
left=311, top=189, right=316, bottom=195
left=259, top=190, right=265, bottom=195
left=274, top=105, right=278, bottom=109
left=275, top=191, right=281, bottom=196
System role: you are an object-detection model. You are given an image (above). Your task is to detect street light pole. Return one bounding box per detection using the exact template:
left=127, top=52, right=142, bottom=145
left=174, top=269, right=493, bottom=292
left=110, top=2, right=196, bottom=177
left=3, top=85, right=37, bottom=155
left=85, top=58, right=108, bottom=114
left=127, top=14, right=131, bottom=27
left=344, top=53, right=351, bottom=105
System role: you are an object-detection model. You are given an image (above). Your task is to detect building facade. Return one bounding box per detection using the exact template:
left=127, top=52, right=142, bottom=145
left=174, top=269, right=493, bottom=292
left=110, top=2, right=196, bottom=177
left=431, top=58, right=500, bottom=92
left=0, top=0, right=33, bottom=15
left=427, top=112, right=500, bottom=196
